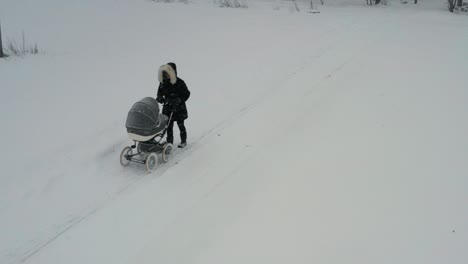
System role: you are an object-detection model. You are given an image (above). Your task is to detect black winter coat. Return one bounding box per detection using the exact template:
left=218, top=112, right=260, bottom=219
left=156, top=78, right=190, bottom=121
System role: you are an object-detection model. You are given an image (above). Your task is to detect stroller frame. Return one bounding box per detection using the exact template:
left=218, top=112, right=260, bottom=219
left=120, top=112, right=174, bottom=172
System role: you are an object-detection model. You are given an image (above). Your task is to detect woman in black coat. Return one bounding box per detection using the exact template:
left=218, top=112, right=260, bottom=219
left=156, top=62, right=191, bottom=148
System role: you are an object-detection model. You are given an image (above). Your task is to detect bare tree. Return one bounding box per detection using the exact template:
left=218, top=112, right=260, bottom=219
left=217, top=0, right=248, bottom=8
left=0, top=22, right=4, bottom=58
left=448, top=0, right=457, bottom=12
left=448, top=0, right=466, bottom=12
left=292, top=0, right=300, bottom=12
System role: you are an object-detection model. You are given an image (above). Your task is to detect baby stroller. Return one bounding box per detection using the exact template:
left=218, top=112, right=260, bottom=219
left=120, top=97, right=173, bottom=172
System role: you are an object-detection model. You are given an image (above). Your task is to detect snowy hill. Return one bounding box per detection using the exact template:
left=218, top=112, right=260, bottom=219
left=0, top=0, right=467, bottom=263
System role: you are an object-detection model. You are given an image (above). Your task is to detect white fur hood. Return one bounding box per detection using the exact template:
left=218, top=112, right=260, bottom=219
left=158, top=64, right=177, bottom=85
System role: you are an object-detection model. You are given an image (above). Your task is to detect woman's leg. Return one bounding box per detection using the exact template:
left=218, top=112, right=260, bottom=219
left=166, top=120, right=175, bottom=144
left=177, top=120, right=187, bottom=144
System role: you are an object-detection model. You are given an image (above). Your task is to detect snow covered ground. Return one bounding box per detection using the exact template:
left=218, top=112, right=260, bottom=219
left=1, top=0, right=467, bottom=263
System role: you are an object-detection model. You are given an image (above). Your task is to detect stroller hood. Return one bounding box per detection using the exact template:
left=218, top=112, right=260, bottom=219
left=126, top=97, right=161, bottom=137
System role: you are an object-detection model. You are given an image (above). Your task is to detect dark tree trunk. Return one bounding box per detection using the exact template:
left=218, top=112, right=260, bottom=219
left=375, top=0, right=381, bottom=4
left=457, top=0, right=463, bottom=6
left=448, top=0, right=456, bottom=12
left=414, top=0, right=418, bottom=4
left=0, top=22, right=4, bottom=58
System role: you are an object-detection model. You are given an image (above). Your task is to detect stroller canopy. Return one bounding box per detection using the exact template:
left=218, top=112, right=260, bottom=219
left=126, top=97, right=162, bottom=137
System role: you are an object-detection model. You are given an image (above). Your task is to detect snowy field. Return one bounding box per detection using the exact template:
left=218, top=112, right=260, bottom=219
left=1, top=0, right=467, bottom=263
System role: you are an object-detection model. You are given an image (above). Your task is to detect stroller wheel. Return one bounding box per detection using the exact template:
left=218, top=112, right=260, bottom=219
left=146, top=153, right=158, bottom=172
left=162, top=143, right=173, bottom=163
left=120, top=147, right=132, bottom=167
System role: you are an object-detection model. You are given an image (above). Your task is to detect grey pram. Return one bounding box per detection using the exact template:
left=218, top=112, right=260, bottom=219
left=120, top=97, right=173, bottom=172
